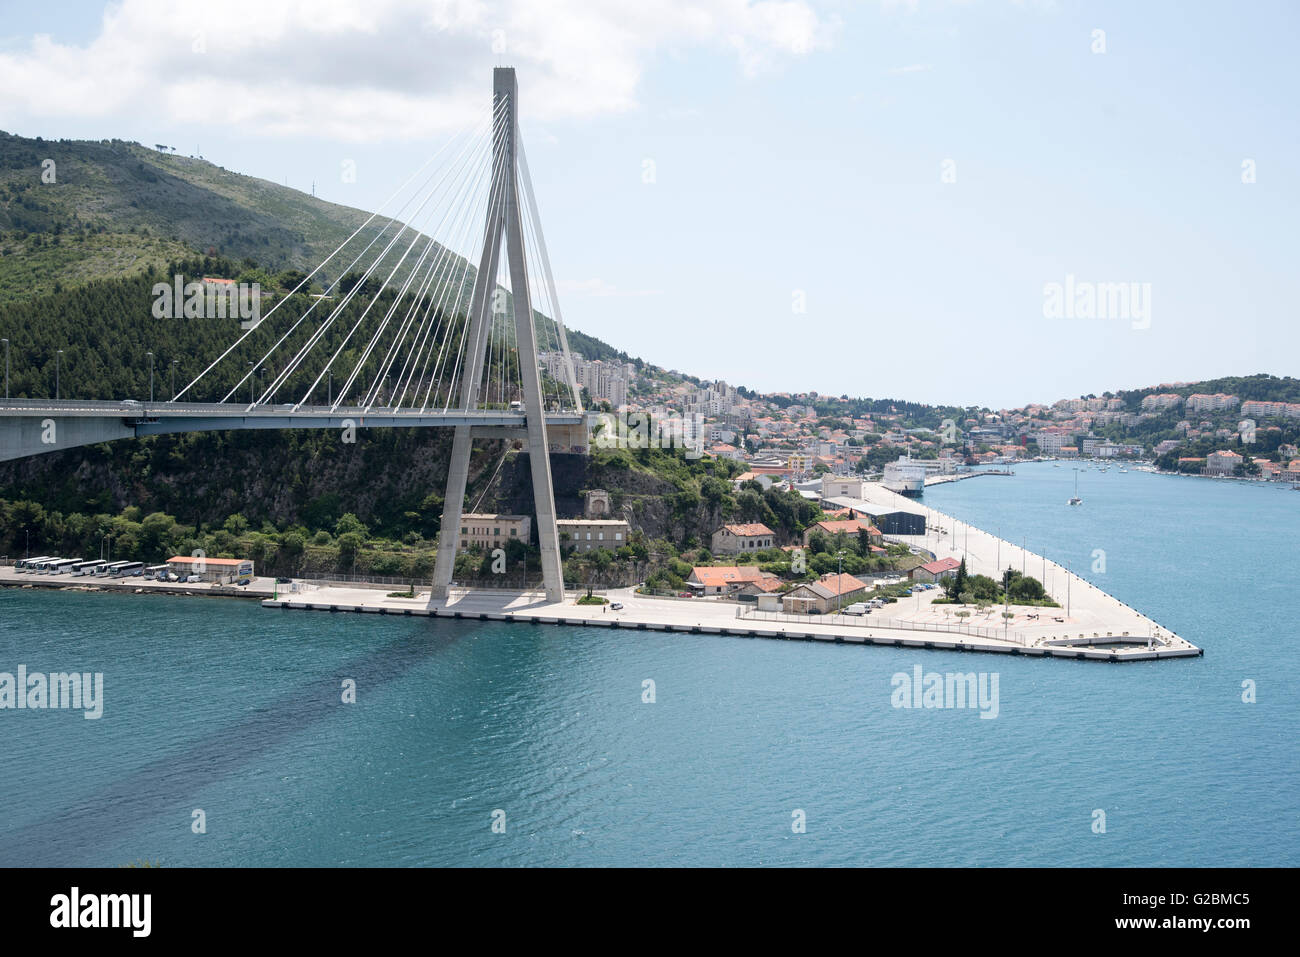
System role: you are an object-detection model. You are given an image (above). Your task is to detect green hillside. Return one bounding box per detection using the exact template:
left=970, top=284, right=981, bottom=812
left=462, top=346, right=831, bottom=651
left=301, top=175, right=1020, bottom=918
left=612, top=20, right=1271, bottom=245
left=0, top=131, right=374, bottom=302
left=0, top=130, right=632, bottom=368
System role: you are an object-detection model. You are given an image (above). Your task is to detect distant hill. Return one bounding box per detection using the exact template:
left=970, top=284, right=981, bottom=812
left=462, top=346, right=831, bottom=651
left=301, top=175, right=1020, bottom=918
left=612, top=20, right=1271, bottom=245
left=1113, top=374, right=1300, bottom=408
left=0, top=129, right=629, bottom=365
left=0, top=131, right=382, bottom=302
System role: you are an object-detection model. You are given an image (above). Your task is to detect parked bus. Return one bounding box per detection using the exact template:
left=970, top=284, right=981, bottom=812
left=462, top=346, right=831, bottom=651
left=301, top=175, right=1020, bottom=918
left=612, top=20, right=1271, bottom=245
left=72, top=560, right=106, bottom=576
left=145, top=564, right=170, bottom=581
left=48, top=558, right=83, bottom=575
left=115, top=561, right=146, bottom=577
left=98, top=561, right=133, bottom=576
left=15, top=556, right=54, bottom=572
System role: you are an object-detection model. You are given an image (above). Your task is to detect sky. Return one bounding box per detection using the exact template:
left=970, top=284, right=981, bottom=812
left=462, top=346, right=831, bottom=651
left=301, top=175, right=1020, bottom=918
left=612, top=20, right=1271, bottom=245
left=0, top=0, right=1296, bottom=409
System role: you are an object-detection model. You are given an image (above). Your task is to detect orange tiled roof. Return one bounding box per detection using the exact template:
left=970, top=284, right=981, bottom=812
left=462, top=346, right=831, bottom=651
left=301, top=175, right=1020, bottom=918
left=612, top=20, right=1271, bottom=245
left=814, top=572, right=867, bottom=597
left=720, top=523, right=774, bottom=537
left=690, top=565, right=770, bottom=588
left=813, top=519, right=880, bottom=536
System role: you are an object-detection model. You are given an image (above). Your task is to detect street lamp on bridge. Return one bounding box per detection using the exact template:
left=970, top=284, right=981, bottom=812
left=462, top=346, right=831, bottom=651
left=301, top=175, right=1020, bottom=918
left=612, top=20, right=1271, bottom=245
left=146, top=351, right=154, bottom=403
left=1, top=338, right=8, bottom=400
left=55, top=349, right=63, bottom=400
left=171, top=360, right=178, bottom=401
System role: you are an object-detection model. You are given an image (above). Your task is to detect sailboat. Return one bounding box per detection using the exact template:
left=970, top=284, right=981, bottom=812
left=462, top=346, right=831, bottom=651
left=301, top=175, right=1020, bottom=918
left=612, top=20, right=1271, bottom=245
left=1068, top=469, right=1083, bottom=506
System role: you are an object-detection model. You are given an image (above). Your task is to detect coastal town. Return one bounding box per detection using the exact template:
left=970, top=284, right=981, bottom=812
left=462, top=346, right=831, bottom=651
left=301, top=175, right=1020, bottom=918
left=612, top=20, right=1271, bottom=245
left=3, top=368, right=1292, bottom=663
left=540, top=352, right=1299, bottom=488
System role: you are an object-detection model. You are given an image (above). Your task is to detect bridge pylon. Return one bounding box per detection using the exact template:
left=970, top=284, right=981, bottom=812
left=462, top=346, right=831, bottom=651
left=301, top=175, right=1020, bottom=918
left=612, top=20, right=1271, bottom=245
left=429, top=67, right=565, bottom=605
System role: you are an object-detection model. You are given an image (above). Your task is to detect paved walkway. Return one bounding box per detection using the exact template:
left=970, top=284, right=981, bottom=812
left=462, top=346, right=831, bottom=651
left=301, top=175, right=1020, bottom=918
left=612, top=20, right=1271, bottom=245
left=261, top=580, right=1200, bottom=661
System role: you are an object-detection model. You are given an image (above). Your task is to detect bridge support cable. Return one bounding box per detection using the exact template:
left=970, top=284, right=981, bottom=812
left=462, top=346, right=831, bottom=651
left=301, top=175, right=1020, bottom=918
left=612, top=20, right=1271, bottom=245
left=518, top=181, right=559, bottom=411
left=172, top=118, right=484, bottom=403
left=437, top=125, right=511, bottom=415
left=518, top=140, right=582, bottom=412
left=234, top=106, right=503, bottom=409
left=352, top=102, right=510, bottom=412
left=324, top=103, right=509, bottom=412
left=411, top=172, right=497, bottom=413
left=518, top=163, right=568, bottom=413
left=409, top=150, right=504, bottom=414
left=386, top=137, right=497, bottom=410
left=355, top=118, right=499, bottom=412
left=223, top=213, right=406, bottom=405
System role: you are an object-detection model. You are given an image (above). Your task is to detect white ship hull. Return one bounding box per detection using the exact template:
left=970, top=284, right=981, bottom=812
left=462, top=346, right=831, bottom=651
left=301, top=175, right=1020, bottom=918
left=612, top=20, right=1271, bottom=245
left=882, top=464, right=926, bottom=497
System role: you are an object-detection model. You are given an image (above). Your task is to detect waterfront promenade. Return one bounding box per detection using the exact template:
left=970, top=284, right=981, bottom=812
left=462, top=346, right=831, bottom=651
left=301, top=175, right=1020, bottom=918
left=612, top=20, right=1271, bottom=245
left=261, top=574, right=1200, bottom=662
left=0, top=481, right=1201, bottom=661
left=827, top=482, right=1196, bottom=653
left=259, top=476, right=1200, bottom=661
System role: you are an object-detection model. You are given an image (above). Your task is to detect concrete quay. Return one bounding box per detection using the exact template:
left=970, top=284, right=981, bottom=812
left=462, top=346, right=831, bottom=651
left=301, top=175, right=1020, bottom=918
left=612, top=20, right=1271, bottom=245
left=0, top=565, right=277, bottom=598
left=923, top=470, right=1014, bottom=487
left=827, top=483, right=1198, bottom=657
left=260, top=578, right=1202, bottom=663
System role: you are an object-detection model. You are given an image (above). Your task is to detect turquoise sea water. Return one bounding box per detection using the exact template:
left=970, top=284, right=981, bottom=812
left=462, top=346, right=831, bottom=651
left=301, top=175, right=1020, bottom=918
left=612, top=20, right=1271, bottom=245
left=1, top=462, right=1296, bottom=866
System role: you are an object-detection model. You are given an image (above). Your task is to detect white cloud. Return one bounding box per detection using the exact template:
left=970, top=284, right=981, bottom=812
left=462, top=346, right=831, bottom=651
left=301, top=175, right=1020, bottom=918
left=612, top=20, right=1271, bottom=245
left=0, top=0, right=836, bottom=141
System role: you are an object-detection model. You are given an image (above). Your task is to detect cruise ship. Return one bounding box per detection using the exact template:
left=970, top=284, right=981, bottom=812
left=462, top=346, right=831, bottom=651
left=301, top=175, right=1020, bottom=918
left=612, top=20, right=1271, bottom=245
left=882, top=458, right=928, bottom=496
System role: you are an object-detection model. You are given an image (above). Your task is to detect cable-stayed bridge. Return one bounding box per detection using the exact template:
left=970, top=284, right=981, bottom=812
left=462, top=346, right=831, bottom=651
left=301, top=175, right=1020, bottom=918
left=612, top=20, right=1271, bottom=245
left=0, top=68, right=586, bottom=603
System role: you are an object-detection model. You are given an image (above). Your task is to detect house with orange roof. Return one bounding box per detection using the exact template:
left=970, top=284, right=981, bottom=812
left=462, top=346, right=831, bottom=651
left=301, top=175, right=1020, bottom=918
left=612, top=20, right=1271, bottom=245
left=911, top=557, right=961, bottom=583
left=711, top=523, right=776, bottom=554
left=688, top=565, right=779, bottom=596
left=802, top=518, right=883, bottom=547
left=781, top=572, right=868, bottom=614
left=734, top=575, right=787, bottom=599
left=1206, top=450, right=1243, bottom=476
left=708, top=443, right=746, bottom=462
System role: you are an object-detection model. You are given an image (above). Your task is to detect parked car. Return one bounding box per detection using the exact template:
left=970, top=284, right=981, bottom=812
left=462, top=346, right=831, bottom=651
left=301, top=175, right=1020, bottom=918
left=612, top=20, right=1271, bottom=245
left=185, top=574, right=202, bottom=583
left=610, top=601, right=624, bottom=611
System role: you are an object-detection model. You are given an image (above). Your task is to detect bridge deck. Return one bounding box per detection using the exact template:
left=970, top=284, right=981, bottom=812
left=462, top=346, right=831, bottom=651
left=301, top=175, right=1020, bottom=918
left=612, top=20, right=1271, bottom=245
left=0, top=398, right=583, bottom=425
left=0, top=399, right=586, bottom=462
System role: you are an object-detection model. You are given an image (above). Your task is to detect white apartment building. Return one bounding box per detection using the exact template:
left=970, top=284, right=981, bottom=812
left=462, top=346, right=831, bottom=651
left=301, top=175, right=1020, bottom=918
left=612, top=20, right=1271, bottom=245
left=822, top=475, right=864, bottom=498
left=1241, top=400, right=1300, bottom=419
left=539, top=352, right=630, bottom=409
left=1036, top=431, right=1068, bottom=453
left=1141, top=393, right=1185, bottom=411
left=1205, top=450, right=1243, bottom=475
left=1186, top=393, right=1239, bottom=413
